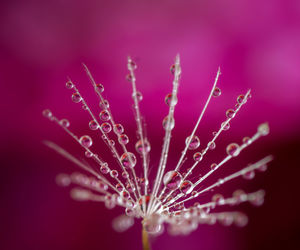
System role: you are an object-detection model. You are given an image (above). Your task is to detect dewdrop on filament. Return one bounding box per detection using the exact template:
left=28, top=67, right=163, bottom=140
left=43, top=55, right=273, bottom=249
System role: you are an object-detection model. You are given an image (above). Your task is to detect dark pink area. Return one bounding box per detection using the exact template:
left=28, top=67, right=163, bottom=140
left=1, top=1, right=299, bottom=250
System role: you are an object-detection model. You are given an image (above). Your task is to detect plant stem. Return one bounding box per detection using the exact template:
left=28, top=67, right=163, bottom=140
left=142, top=226, right=151, bottom=250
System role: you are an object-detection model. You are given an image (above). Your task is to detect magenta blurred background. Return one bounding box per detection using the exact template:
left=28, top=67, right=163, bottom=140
left=1, top=0, right=300, bottom=249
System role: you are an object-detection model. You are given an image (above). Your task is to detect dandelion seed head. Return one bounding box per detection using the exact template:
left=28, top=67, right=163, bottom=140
left=43, top=55, right=272, bottom=238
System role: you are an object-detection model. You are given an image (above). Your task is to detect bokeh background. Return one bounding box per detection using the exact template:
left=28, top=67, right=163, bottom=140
left=1, top=0, right=300, bottom=249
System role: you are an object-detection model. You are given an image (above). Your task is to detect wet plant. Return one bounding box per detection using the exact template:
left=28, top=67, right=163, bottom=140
left=43, top=55, right=272, bottom=250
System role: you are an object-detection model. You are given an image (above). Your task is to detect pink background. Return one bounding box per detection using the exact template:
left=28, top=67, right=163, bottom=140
left=1, top=0, right=299, bottom=250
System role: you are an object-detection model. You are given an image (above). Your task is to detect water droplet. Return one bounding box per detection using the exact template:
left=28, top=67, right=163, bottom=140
left=59, top=119, right=70, bottom=128
left=89, top=120, right=98, bottom=130
left=258, top=164, right=268, bottom=172
left=143, top=214, right=163, bottom=234
left=105, top=200, right=116, bottom=209
left=85, top=151, right=93, bottom=158
left=110, top=170, right=118, bottom=178
left=113, top=124, right=124, bottom=134
left=128, top=60, right=137, bottom=70
left=212, top=194, right=224, bottom=205
left=56, top=174, right=71, bottom=186
left=170, top=64, right=175, bottom=75
left=109, top=139, right=115, bottom=146
left=242, top=136, right=251, bottom=144
left=193, top=152, right=203, bottom=162
left=66, top=81, right=74, bottom=89
left=116, top=183, right=123, bottom=192
left=125, top=207, right=135, bottom=217
left=135, top=139, right=151, bottom=154
left=250, top=190, right=265, bottom=206
left=226, top=143, right=240, bottom=157
left=126, top=74, right=133, bottom=82
left=100, top=163, right=109, bottom=174
left=191, top=191, right=198, bottom=197
left=213, top=87, right=221, bottom=97
left=165, top=93, right=178, bottom=106
left=208, top=141, right=216, bottom=150
left=237, top=94, right=246, bottom=104
left=162, top=116, right=175, bottom=130
left=126, top=183, right=135, bottom=193
left=218, top=213, right=234, bottom=226
left=185, top=135, right=200, bottom=150
left=71, top=188, right=90, bottom=201
left=180, top=180, right=194, bottom=194
left=120, top=152, right=136, bottom=169
left=82, top=104, right=88, bottom=110
left=122, top=171, right=129, bottom=179
left=233, top=189, right=246, bottom=203
left=212, top=131, right=217, bottom=136
left=226, top=109, right=235, bottom=118
left=122, top=191, right=130, bottom=199
left=210, top=163, right=217, bottom=170
left=99, top=100, right=109, bottom=109
left=243, top=170, right=255, bottom=180
left=132, top=91, right=143, bottom=101
left=95, top=83, right=104, bottom=93
left=71, top=93, right=82, bottom=103
left=221, top=121, right=230, bottom=130
left=163, top=171, right=182, bottom=190
left=99, top=182, right=108, bottom=191
left=258, top=122, right=269, bottom=136
left=99, top=110, right=110, bottom=121
left=101, top=122, right=112, bottom=133
left=79, top=135, right=93, bottom=148
left=119, top=134, right=129, bottom=145
left=42, top=109, right=52, bottom=119
left=234, top=213, right=248, bottom=227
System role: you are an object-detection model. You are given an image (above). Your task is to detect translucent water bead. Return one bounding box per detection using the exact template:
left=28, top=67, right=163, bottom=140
left=100, top=163, right=109, bottom=174
left=212, top=194, right=225, bottom=205
left=162, top=116, right=175, bottom=130
left=226, top=143, right=240, bottom=157
left=99, top=100, right=109, bottom=109
left=132, top=91, right=143, bottom=102
left=95, top=83, right=104, bottom=93
left=170, top=64, right=175, bottom=75
left=163, top=171, right=182, bottom=190
left=185, top=135, right=200, bottom=150
left=221, top=121, right=230, bottom=130
left=56, top=174, right=71, bottom=187
left=89, top=120, right=98, bottom=130
left=110, top=170, right=118, bottom=178
left=208, top=141, right=216, bottom=150
left=65, top=81, right=74, bottom=89
left=120, top=152, right=137, bottom=169
left=128, top=60, right=137, bottom=70
left=71, top=93, right=82, bottom=103
left=59, top=119, right=70, bottom=128
left=79, top=135, right=93, bottom=148
left=118, top=134, right=129, bottom=145
left=135, top=139, right=151, bottom=154
left=213, top=87, right=221, bottom=97
left=193, top=152, right=203, bottom=162
left=179, top=180, right=194, bottom=194
left=42, top=109, right=52, bottom=119
left=101, top=122, right=112, bottom=133
left=226, top=109, right=235, bottom=118
left=143, top=214, right=163, bottom=234
left=243, top=170, right=255, bottom=180
left=113, top=124, right=124, bottom=134
left=165, top=93, right=178, bottom=106
left=99, top=110, right=110, bottom=121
